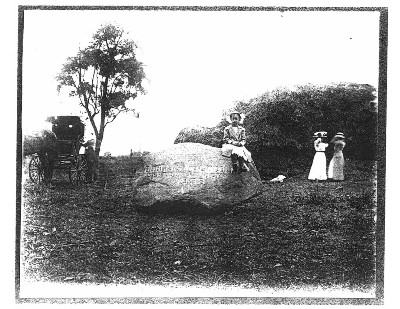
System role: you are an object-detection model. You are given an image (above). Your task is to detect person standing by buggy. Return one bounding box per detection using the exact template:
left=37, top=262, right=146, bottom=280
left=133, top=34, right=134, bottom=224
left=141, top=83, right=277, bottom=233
left=308, top=131, right=329, bottom=181
left=328, top=132, right=346, bottom=181
left=83, top=139, right=95, bottom=182
left=222, top=111, right=251, bottom=173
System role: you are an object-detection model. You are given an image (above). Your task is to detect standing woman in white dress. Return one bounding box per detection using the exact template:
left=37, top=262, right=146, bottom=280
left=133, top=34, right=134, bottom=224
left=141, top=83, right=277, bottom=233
left=328, top=132, right=346, bottom=181
left=308, top=131, right=329, bottom=181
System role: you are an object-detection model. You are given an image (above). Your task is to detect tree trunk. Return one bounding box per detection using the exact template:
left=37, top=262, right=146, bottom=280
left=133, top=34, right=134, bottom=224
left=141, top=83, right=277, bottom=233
left=91, top=77, right=109, bottom=182
left=93, top=137, right=103, bottom=182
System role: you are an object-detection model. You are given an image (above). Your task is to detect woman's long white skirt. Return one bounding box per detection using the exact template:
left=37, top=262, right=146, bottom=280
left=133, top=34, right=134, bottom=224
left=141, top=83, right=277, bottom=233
left=308, top=152, right=327, bottom=180
left=328, top=152, right=345, bottom=180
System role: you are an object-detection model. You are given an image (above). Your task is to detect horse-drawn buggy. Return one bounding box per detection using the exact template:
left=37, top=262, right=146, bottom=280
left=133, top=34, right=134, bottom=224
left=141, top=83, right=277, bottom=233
left=24, top=116, right=94, bottom=185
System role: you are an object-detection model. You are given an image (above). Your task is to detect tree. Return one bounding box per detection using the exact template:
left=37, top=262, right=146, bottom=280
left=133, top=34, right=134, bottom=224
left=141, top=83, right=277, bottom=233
left=57, top=23, right=146, bottom=180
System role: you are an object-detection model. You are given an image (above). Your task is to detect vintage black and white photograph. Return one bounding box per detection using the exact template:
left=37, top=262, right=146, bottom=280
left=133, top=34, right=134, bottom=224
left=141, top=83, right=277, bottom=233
left=16, top=4, right=387, bottom=305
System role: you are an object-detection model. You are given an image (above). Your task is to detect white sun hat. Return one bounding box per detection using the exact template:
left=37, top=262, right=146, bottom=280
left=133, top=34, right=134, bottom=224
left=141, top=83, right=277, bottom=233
left=226, top=111, right=246, bottom=124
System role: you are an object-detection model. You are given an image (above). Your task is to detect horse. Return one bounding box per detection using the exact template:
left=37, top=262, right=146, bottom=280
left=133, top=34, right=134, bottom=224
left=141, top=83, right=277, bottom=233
left=23, top=129, right=58, bottom=183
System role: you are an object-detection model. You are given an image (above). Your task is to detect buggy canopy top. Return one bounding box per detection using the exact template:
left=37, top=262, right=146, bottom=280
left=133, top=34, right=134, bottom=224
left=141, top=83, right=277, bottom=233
left=50, top=116, right=85, bottom=141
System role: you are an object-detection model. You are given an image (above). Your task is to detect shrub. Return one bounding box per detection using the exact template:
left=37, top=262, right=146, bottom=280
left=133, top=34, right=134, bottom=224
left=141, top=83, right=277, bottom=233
left=174, top=125, right=224, bottom=148
left=175, top=83, right=377, bottom=176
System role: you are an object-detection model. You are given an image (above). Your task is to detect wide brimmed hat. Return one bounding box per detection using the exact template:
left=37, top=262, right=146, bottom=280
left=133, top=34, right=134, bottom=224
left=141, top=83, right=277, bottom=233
left=84, top=139, right=95, bottom=146
left=226, top=111, right=245, bottom=124
left=313, top=131, right=328, bottom=138
left=331, top=132, right=345, bottom=141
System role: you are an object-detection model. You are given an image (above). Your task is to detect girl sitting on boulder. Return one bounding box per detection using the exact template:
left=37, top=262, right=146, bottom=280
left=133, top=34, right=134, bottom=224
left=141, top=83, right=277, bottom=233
left=222, top=111, right=252, bottom=173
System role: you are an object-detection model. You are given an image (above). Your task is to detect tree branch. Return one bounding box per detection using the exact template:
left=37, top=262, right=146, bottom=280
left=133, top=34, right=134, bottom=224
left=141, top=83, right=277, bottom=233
left=105, top=107, right=126, bottom=127
left=76, top=66, right=100, bottom=139
left=115, top=31, right=123, bottom=47
left=109, top=73, right=125, bottom=94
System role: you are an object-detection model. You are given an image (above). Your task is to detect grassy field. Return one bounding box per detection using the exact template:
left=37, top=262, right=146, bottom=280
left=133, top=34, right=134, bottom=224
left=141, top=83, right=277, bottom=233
left=20, top=158, right=377, bottom=293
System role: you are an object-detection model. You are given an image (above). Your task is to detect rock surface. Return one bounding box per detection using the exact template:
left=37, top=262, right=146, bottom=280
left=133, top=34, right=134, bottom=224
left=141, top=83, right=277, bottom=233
left=131, top=143, right=264, bottom=214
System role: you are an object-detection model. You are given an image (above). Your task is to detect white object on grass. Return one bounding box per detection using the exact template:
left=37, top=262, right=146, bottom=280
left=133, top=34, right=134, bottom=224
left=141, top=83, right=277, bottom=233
left=270, top=175, right=286, bottom=183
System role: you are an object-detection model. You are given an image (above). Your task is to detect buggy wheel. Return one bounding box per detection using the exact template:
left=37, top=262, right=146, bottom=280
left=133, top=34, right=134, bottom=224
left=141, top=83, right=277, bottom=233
left=28, top=155, right=43, bottom=183
left=69, top=155, right=87, bottom=185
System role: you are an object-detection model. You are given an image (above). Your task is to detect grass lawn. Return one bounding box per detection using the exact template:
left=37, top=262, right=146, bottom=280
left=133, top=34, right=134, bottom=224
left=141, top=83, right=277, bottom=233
left=20, top=158, right=377, bottom=294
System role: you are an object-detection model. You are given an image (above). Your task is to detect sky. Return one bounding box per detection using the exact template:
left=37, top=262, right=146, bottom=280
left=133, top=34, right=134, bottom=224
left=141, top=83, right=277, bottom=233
left=22, top=8, right=380, bottom=155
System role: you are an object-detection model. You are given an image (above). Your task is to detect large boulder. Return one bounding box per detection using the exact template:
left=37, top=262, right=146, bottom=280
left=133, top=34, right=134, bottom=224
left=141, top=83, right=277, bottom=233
left=131, top=143, right=264, bottom=214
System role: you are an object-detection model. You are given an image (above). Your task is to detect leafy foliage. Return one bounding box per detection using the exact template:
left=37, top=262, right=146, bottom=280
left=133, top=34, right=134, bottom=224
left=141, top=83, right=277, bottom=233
left=175, top=126, right=224, bottom=148
left=176, top=83, right=377, bottom=177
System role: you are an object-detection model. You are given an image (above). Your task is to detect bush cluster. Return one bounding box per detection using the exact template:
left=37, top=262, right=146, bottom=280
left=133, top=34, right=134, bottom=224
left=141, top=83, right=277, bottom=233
left=175, top=83, right=377, bottom=177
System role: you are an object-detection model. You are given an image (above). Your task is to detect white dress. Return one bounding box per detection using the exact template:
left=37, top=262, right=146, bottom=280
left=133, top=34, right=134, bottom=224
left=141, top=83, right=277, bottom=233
left=221, top=125, right=252, bottom=162
left=328, top=140, right=345, bottom=180
left=308, top=139, right=329, bottom=180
